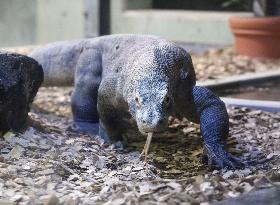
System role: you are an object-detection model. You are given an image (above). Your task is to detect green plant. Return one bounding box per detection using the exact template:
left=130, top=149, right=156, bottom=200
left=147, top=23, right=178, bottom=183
left=222, top=0, right=251, bottom=10
left=253, top=0, right=280, bottom=16
left=222, top=0, right=280, bottom=16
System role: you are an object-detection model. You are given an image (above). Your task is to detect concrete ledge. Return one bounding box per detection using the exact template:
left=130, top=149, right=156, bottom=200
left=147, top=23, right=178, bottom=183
left=124, top=10, right=251, bottom=20
left=197, top=70, right=280, bottom=112
left=213, top=187, right=280, bottom=205
left=111, top=4, right=252, bottom=44
left=197, top=70, right=280, bottom=89
left=222, top=97, right=280, bottom=112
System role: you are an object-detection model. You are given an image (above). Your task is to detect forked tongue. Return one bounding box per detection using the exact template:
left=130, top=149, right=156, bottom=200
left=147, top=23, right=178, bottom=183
left=140, top=132, right=153, bottom=162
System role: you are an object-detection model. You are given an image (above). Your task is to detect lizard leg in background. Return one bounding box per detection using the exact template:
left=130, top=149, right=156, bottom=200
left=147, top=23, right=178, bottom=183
left=191, top=86, right=244, bottom=169
left=70, top=49, right=102, bottom=137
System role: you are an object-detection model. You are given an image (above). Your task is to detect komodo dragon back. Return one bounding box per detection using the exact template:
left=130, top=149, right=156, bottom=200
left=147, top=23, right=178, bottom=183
left=29, top=39, right=88, bottom=86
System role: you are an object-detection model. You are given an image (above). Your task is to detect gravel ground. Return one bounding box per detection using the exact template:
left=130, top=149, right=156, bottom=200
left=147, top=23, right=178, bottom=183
left=0, top=46, right=279, bottom=204
left=192, top=48, right=280, bottom=81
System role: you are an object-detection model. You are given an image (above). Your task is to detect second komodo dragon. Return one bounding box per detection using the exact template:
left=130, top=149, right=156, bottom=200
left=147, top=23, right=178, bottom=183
left=30, top=34, right=242, bottom=169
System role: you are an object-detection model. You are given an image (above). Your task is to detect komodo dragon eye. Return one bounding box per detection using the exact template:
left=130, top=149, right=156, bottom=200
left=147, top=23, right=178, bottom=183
left=165, top=96, right=170, bottom=103
left=164, top=96, right=172, bottom=108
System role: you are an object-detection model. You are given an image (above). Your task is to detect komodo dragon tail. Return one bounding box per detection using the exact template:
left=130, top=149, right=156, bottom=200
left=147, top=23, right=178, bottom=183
left=29, top=40, right=87, bottom=87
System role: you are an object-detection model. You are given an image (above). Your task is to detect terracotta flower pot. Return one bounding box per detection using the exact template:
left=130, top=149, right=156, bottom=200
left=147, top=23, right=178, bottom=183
left=229, top=16, right=280, bottom=58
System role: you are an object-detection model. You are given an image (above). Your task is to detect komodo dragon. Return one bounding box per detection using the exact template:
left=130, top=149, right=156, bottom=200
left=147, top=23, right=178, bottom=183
left=29, top=34, right=242, bottom=169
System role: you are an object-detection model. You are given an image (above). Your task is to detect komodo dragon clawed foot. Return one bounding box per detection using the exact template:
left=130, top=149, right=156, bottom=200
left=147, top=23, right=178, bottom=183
left=202, top=144, right=244, bottom=169
left=69, top=121, right=99, bottom=135
left=67, top=121, right=104, bottom=142
left=68, top=121, right=124, bottom=148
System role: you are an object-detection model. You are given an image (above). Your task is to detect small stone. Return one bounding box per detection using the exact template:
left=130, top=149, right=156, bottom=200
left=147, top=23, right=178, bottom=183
left=267, top=151, right=280, bottom=159
left=43, top=194, right=60, bottom=205
left=227, top=191, right=240, bottom=198
left=200, top=182, right=213, bottom=192
left=37, top=169, right=55, bottom=176
left=6, top=145, right=24, bottom=159
left=182, top=127, right=196, bottom=135
left=14, top=178, right=25, bottom=185
left=223, top=170, right=234, bottom=179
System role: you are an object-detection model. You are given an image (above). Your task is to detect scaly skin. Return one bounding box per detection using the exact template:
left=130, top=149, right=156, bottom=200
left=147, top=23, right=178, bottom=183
left=29, top=34, right=243, bottom=169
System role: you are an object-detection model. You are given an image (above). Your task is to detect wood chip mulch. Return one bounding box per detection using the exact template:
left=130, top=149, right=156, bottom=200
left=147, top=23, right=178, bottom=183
left=0, top=46, right=279, bottom=204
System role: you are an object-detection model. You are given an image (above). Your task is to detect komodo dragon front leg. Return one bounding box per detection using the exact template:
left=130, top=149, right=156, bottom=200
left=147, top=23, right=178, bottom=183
left=70, top=49, right=102, bottom=139
left=186, top=86, right=244, bottom=169
left=97, top=74, right=129, bottom=145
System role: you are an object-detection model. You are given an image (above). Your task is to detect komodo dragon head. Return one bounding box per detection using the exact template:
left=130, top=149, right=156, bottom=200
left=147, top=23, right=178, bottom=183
left=124, top=45, right=195, bottom=135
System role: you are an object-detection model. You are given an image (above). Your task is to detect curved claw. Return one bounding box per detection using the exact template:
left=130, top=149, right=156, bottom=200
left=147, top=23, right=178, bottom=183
left=109, top=141, right=124, bottom=149
left=67, top=121, right=99, bottom=136
left=217, top=153, right=244, bottom=169
left=67, top=121, right=110, bottom=145
left=204, top=144, right=244, bottom=169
